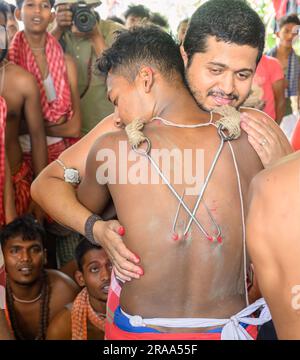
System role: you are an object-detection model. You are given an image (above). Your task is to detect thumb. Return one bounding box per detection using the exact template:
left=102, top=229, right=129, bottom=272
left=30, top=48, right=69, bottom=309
left=109, top=220, right=125, bottom=236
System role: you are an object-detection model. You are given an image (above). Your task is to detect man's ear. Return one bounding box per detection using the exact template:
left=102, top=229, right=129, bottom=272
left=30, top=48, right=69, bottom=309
left=15, top=8, right=21, bottom=22
left=180, top=45, right=188, bottom=67
left=138, top=66, right=154, bottom=93
left=74, top=270, right=85, bottom=287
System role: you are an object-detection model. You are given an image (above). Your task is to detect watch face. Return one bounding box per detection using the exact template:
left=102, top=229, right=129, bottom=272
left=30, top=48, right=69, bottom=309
left=64, top=168, right=80, bottom=184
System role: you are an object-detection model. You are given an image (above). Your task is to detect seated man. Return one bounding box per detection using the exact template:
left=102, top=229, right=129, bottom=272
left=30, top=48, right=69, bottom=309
left=77, top=25, right=270, bottom=340
left=47, top=238, right=111, bottom=340
left=0, top=215, right=79, bottom=340
left=247, top=151, right=300, bottom=339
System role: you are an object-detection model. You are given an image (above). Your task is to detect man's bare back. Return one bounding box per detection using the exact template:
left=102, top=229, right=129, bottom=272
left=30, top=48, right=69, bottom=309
left=79, top=111, right=263, bottom=331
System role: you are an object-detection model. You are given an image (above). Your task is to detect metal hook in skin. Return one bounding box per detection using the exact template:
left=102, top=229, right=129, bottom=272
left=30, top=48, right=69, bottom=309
left=132, top=137, right=152, bottom=156
left=217, top=124, right=236, bottom=142
left=171, top=190, right=186, bottom=241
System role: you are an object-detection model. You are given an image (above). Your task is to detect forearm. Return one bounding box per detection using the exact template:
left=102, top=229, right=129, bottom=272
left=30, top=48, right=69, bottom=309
left=0, top=310, right=14, bottom=339
left=50, top=23, right=64, bottom=41
left=91, top=33, right=107, bottom=57
left=31, top=175, right=91, bottom=234
left=275, top=97, right=286, bottom=125
left=31, top=140, right=48, bottom=178
left=4, top=156, right=17, bottom=223
left=45, top=120, right=81, bottom=138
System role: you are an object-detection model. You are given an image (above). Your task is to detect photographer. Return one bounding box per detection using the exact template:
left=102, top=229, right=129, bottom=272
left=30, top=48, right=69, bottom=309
left=52, top=0, right=123, bottom=135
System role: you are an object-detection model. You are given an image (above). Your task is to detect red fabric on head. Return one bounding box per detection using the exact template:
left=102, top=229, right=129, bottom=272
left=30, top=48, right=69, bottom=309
left=9, top=31, right=73, bottom=124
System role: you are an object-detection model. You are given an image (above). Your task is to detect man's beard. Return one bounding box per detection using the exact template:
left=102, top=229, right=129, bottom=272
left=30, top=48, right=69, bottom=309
left=184, top=70, right=250, bottom=111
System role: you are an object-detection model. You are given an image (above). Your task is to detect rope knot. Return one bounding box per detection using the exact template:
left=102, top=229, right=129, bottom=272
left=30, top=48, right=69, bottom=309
left=213, top=105, right=242, bottom=140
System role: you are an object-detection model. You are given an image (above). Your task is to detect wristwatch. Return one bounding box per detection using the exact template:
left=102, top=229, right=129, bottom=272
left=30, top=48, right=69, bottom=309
left=85, top=214, right=103, bottom=246
left=55, top=159, right=81, bottom=184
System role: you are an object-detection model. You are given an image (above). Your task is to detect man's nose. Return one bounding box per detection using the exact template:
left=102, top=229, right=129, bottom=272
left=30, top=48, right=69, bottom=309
left=100, top=265, right=111, bottom=282
left=20, top=249, right=30, bottom=261
left=219, top=72, right=235, bottom=95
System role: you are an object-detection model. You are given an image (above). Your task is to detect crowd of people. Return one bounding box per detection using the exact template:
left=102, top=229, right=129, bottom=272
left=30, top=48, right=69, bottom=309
left=0, top=0, right=299, bottom=340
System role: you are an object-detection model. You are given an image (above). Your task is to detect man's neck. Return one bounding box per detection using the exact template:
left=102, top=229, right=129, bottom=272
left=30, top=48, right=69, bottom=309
left=277, top=44, right=292, bottom=57
left=89, top=295, right=106, bottom=315
left=24, top=30, right=47, bottom=49
left=9, top=277, right=43, bottom=302
left=150, top=85, right=208, bottom=126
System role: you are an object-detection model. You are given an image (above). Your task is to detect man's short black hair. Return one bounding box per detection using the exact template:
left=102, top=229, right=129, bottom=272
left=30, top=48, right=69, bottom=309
left=75, top=237, right=102, bottom=272
left=183, top=0, right=265, bottom=66
left=97, top=25, right=185, bottom=83
left=124, top=4, right=150, bottom=20
left=0, top=0, right=10, bottom=22
left=16, top=0, right=55, bottom=9
left=278, top=13, right=300, bottom=30
left=150, top=12, right=169, bottom=30
left=0, top=215, right=46, bottom=249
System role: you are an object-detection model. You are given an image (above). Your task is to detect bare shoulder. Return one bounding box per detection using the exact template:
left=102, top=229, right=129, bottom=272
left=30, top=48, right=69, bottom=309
left=240, top=107, right=273, bottom=122
left=250, top=151, right=300, bottom=198
left=46, top=307, right=72, bottom=340
left=7, top=63, right=37, bottom=88
left=59, top=114, right=118, bottom=166
left=47, top=269, right=79, bottom=296
left=89, top=126, right=127, bottom=155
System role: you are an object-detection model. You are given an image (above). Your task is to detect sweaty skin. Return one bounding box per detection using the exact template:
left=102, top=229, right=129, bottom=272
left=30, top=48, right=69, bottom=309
left=247, top=151, right=300, bottom=339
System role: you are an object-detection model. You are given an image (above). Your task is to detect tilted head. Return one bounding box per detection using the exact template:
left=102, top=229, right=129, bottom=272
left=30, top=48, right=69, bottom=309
left=276, top=13, right=300, bottom=49
left=0, top=215, right=47, bottom=286
left=74, top=238, right=111, bottom=303
left=124, top=4, right=150, bottom=29
left=182, top=0, right=265, bottom=112
left=97, top=25, right=185, bottom=125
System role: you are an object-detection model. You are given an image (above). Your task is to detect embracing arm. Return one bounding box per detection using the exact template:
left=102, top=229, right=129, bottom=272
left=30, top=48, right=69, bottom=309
left=31, top=115, right=141, bottom=280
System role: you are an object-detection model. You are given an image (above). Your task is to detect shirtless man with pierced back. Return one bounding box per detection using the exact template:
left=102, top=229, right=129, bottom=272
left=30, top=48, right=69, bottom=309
left=77, top=24, right=269, bottom=340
